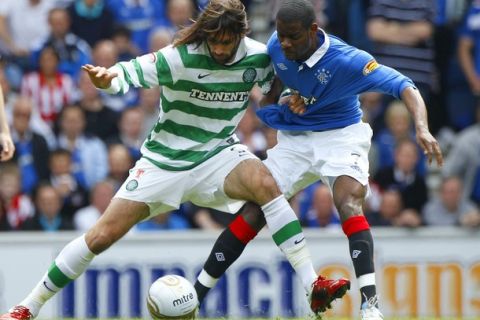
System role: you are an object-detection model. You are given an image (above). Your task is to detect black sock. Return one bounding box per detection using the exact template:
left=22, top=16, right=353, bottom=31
left=193, top=281, right=210, bottom=305
left=195, top=227, right=248, bottom=303
left=348, top=230, right=377, bottom=306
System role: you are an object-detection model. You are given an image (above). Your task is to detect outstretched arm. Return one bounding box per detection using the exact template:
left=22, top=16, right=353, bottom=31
left=0, top=86, right=14, bottom=161
left=401, top=86, right=443, bottom=166
left=81, top=64, right=119, bottom=90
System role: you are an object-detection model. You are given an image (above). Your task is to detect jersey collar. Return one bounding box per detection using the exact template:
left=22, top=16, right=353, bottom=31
left=303, top=28, right=330, bottom=68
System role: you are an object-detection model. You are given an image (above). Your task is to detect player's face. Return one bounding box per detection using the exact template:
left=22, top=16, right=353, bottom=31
left=276, top=19, right=317, bottom=61
left=206, top=32, right=241, bottom=65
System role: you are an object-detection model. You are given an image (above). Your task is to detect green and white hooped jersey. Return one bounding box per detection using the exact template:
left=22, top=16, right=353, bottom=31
left=104, top=37, right=274, bottom=171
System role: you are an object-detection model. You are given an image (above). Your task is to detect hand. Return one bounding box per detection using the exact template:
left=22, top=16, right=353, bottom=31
left=282, top=93, right=306, bottom=114
left=81, top=64, right=118, bottom=89
left=415, top=126, right=443, bottom=167
left=0, top=132, right=15, bottom=161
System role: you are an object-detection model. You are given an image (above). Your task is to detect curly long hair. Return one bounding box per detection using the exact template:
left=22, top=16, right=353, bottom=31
left=173, top=0, right=249, bottom=47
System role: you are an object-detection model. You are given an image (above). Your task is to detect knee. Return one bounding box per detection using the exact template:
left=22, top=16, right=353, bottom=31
left=336, top=196, right=364, bottom=221
left=253, top=170, right=281, bottom=202
left=261, top=174, right=280, bottom=194
left=85, top=228, right=117, bottom=254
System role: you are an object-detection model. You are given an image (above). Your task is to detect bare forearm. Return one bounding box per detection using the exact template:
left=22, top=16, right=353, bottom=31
left=401, top=86, right=443, bottom=166
left=401, top=86, right=429, bottom=130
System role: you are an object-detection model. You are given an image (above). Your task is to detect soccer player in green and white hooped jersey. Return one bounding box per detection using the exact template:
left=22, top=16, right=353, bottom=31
left=0, top=1, right=349, bottom=320
left=113, top=30, right=273, bottom=171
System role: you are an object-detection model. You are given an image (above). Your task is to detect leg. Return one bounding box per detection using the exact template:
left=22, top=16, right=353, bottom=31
left=333, top=176, right=382, bottom=319
left=2, top=199, right=149, bottom=320
left=223, top=159, right=318, bottom=291
left=221, top=159, right=349, bottom=314
left=85, top=198, right=150, bottom=253
left=194, top=202, right=265, bottom=302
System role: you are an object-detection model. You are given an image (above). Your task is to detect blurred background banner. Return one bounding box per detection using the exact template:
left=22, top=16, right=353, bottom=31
left=1, top=228, right=479, bottom=319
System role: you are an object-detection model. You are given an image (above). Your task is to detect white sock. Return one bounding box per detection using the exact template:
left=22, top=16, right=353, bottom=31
left=262, top=195, right=317, bottom=292
left=19, top=235, right=95, bottom=317
left=197, top=269, right=219, bottom=288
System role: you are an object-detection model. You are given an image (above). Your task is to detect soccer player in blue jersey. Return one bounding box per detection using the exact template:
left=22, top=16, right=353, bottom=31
left=194, top=0, right=444, bottom=319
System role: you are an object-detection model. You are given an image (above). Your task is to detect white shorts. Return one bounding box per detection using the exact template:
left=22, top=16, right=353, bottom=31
left=114, top=144, right=257, bottom=217
left=263, top=122, right=372, bottom=199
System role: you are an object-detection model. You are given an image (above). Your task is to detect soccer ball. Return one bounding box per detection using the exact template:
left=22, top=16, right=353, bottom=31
left=147, top=275, right=199, bottom=319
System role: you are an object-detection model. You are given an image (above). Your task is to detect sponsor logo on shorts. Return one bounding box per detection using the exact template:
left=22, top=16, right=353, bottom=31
left=215, top=252, right=226, bottom=261
left=350, top=152, right=363, bottom=173
left=350, top=165, right=363, bottom=174
left=126, top=179, right=138, bottom=191
left=237, top=149, right=248, bottom=157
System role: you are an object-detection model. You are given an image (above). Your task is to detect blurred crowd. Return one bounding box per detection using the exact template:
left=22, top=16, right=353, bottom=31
left=0, top=0, right=480, bottom=233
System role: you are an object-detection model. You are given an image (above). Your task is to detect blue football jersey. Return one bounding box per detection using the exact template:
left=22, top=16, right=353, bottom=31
left=257, top=30, right=415, bottom=131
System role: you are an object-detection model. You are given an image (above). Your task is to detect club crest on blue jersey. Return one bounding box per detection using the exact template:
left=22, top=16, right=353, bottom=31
left=276, top=63, right=288, bottom=70
left=315, top=68, right=331, bottom=84
left=242, top=68, right=257, bottom=83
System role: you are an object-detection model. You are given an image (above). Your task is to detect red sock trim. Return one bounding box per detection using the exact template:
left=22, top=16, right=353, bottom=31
left=342, top=215, right=370, bottom=237
left=229, top=215, right=258, bottom=245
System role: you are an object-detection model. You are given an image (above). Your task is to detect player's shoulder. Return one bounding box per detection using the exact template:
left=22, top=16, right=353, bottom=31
left=327, top=35, right=371, bottom=62
left=244, top=36, right=268, bottom=55
left=266, top=31, right=280, bottom=50
left=327, top=34, right=356, bottom=54
left=266, top=31, right=283, bottom=58
left=322, top=35, right=379, bottom=76
left=159, top=44, right=178, bottom=57
left=156, top=44, right=186, bottom=66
